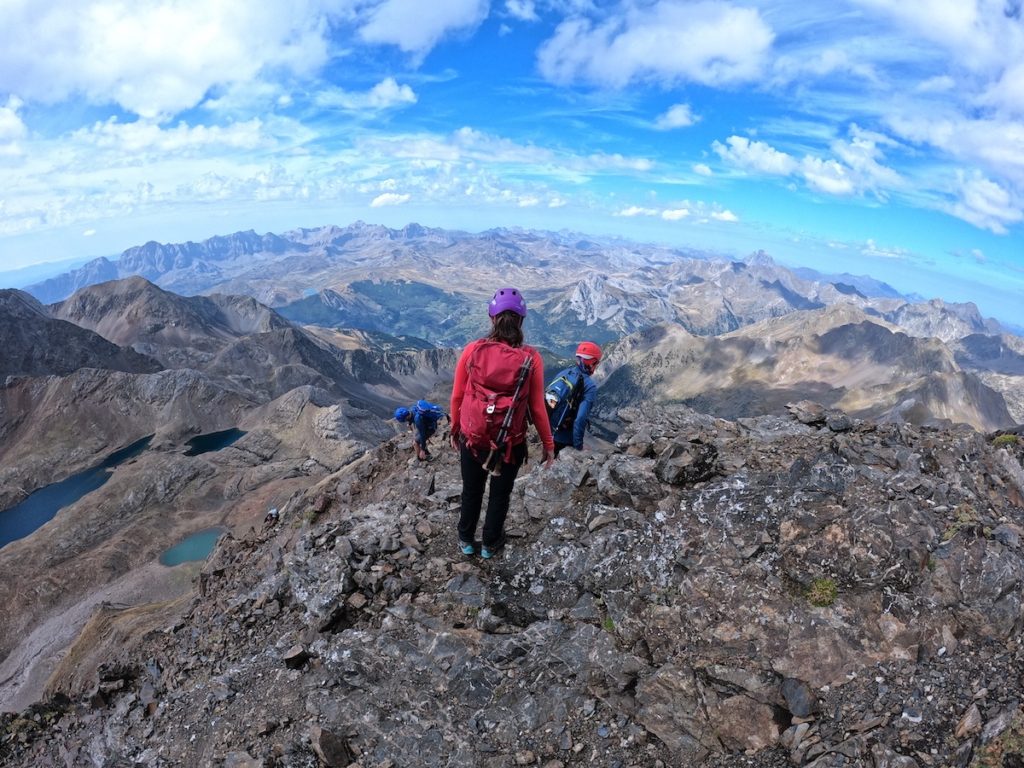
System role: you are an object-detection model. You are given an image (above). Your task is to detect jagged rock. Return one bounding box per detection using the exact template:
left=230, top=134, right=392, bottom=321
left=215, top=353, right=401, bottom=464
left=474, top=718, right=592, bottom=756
left=781, top=677, right=817, bottom=718
left=787, top=400, right=827, bottom=425
left=6, top=403, right=1024, bottom=768
left=654, top=438, right=718, bottom=485
left=282, top=645, right=311, bottom=669
left=309, top=724, right=355, bottom=767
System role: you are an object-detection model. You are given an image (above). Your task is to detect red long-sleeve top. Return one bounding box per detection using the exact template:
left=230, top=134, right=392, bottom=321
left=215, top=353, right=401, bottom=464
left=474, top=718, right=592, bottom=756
left=450, top=339, right=554, bottom=453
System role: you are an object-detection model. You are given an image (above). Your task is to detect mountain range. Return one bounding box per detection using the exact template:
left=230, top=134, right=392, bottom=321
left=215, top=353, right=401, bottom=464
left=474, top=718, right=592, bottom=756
left=1, top=222, right=1022, bottom=766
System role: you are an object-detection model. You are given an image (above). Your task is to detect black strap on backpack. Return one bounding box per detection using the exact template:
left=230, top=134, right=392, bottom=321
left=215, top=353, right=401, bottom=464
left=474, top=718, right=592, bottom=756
left=482, top=355, right=533, bottom=476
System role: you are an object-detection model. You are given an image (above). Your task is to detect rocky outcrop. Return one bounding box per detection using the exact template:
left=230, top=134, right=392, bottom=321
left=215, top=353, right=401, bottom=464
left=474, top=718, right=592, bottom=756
left=4, top=403, right=1024, bottom=767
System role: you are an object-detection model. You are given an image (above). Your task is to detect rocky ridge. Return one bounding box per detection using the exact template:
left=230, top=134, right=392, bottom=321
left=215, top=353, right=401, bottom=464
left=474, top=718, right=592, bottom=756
left=4, top=402, right=1024, bottom=767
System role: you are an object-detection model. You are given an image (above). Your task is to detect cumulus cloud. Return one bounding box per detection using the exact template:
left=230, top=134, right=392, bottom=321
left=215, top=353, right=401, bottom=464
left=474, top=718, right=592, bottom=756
left=713, top=136, right=798, bottom=176
left=0, top=0, right=354, bottom=119
left=800, top=157, right=855, bottom=196
left=537, top=1, right=774, bottom=88
left=0, top=97, right=27, bottom=142
left=315, top=78, right=418, bottom=111
left=713, top=129, right=903, bottom=200
left=661, top=208, right=689, bottom=220
left=946, top=171, right=1023, bottom=234
left=711, top=209, right=738, bottom=222
left=654, top=103, right=697, bottom=130
left=360, top=0, right=489, bottom=58
left=0, top=97, right=27, bottom=156
left=693, top=163, right=713, bottom=176
left=518, top=195, right=540, bottom=207
left=371, top=192, right=412, bottom=206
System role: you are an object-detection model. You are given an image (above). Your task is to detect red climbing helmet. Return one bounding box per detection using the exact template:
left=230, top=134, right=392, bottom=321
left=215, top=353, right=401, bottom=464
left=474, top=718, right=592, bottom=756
left=488, top=287, right=527, bottom=318
left=576, top=341, right=602, bottom=373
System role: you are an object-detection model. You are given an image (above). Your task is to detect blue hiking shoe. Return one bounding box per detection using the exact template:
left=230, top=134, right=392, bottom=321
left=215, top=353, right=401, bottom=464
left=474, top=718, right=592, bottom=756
left=480, top=535, right=506, bottom=560
left=459, top=540, right=476, bottom=556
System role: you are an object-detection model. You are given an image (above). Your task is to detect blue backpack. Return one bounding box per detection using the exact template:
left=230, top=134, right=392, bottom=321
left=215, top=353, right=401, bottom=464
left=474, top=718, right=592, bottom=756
left=415, top=400, right=445, bottom=425
left=544, top=367, right=584, bottom=431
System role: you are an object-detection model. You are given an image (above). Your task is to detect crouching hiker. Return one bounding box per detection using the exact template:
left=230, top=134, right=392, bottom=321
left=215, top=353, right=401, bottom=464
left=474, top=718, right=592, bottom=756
left=545, top=341, right=601, bottom=457
left=394, top=400, right=449, bottom=461
left=449, top=287, right=554, bottom=559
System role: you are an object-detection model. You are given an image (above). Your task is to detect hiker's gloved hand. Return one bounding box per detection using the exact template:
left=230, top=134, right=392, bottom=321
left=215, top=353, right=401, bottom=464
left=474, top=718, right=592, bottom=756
left=542, top=448, right=555, bottom=468
left=450, top=433, right=460, bottom=451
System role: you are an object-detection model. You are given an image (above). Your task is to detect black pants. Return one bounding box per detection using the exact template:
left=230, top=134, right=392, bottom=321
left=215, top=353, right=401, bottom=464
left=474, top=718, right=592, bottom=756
left=553, top=441, right=571, bottom=457
left=457, top=443, right=526, bottom=548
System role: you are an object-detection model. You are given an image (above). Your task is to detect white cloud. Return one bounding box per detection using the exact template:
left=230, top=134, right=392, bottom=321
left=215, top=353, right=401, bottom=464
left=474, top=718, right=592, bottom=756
left=661, top=208, right=689, bottom=220
left=83, top=228, right=96, bottom=237
left=711, top=209, right=738, bottom=222
left=862, top=239, right=911, bottom=259
left=654, top=103, right=697, bottom=130
left=548, top=197, right=567, bottom=208
left=0, top=97, right=27, bottom=142
left=946, top=171, right=1023, bottom=234
left=371, top=192, right=412, bottom=207
left=800, top=157, right=855, bottom=196
left=537, top=1, right=774, bottom=88
left=712, top=136, right=798, bottom=176
left=0, top=0, right=355, bottom=120
left=693, top=163, right=712, bottom=176
left=315, top=78, right=418, bottom=111
left=916, top=75, right=956, bottom=94
left=360, top=0, right=489, bottom=58
left=616, top=206, right=658, bottom=217
left=505, top=0, right=538, bottom=21
left=73, top=117, right=270, bottom=154
left=518, top=196, right=540, bottom=207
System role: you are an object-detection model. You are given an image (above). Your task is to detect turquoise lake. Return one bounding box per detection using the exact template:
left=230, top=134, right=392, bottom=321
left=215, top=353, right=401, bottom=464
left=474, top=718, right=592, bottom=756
left=159, top=528, right=224, bottom=566
left=0, top=435, right=153, bottom=550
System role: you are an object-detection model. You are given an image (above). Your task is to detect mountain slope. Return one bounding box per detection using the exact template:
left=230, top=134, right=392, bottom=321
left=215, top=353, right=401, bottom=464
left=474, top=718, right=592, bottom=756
left=0, top=289, right=162, bottom=378
left=51, top=277, right=292, bottom=368
left=4, top=404, right=1024, bottom=767
left=597, top=306, right=1015, bottom=431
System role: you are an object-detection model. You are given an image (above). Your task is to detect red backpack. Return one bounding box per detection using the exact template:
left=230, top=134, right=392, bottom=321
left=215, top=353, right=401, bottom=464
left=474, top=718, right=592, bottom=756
left=459, top=340, right=534, bottom=462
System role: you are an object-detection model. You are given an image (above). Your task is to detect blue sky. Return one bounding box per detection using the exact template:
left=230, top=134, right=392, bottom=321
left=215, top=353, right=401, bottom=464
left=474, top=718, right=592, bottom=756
left=1, top=0, right=1022, bottom=324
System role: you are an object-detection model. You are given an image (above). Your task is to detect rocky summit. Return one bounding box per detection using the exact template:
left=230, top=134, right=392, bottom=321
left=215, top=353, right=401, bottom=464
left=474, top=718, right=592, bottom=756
left=3, top=402, right=1024, bottom=767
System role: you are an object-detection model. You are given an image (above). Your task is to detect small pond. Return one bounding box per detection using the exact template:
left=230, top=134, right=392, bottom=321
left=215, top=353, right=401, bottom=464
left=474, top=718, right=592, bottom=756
left=0, top=435, right=153, bottom=550
left=159, top=527, right=225, bottom=566
left=183, top=428, right=246, bottom=456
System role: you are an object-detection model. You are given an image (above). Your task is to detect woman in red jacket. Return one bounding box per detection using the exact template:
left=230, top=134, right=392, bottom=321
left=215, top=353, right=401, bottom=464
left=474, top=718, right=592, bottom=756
left=449, top=287, right=554, bottom=559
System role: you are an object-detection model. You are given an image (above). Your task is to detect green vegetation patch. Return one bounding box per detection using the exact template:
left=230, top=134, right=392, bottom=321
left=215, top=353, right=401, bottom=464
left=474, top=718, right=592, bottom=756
left=992, top=434, right=1019, bottom=448
left=806, top=578, right=838, bottom=607
left=970, top=706, right=1024, bottom=767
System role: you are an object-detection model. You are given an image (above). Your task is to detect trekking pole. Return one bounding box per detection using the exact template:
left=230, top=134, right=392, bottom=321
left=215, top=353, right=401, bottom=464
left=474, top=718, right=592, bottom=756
left=483, top=355, right=533, bottom=475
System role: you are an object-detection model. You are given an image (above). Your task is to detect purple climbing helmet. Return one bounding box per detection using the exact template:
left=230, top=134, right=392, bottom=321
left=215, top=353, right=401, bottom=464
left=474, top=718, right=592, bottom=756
left=488, top=287, right=527, bottom=318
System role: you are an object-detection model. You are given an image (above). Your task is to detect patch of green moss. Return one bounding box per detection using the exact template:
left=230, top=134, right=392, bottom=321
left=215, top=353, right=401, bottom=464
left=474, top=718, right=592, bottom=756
left=602, top=616, right=615, bottom=632
left=807, top=578, right=838, bottom=607
left=970, top=706, right=1024, bottom=767
left=992, top=434, right=1019, bottom=448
